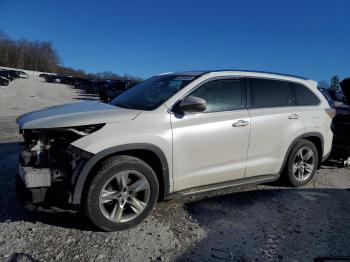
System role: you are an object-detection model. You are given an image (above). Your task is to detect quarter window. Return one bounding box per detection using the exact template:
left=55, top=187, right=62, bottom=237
left=189, top=79, right=243, bottom=113
left=249, top=78, right=291, bottom=108
left=291, top=83, right=320, bottom=106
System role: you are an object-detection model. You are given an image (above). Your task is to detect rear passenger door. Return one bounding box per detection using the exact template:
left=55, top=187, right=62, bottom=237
left=290, top=82, right=322, bottom=131
left=245, top=78, right=305, bottom=177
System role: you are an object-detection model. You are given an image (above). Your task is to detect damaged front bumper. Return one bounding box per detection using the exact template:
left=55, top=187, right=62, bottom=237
left=15, top=172, right=49, bottom=204
left=18, top=164, right=51, bottom=188
left=16, top=144, right=92, bottom=205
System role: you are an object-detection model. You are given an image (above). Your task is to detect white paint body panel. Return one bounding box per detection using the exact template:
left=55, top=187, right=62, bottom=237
left=19, top=71, right=334, bottom=194
left=171, top=110, right=250, bottom=191
left=245, top=106, right=304, bottom=177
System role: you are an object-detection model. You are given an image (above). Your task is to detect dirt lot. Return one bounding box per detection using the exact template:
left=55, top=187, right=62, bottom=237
left=0, top=76, right=350, bottom=262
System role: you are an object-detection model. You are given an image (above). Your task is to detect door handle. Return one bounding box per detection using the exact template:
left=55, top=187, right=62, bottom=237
left=288, top=114, right=300, bottom=120
left=232, top=120, right=249, bottom=127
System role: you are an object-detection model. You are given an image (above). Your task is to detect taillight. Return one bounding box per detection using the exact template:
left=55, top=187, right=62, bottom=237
left=325, top=108, right=336, bottom=119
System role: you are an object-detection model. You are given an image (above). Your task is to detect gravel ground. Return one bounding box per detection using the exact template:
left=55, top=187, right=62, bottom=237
left=0, top=76, right=350, bottom=262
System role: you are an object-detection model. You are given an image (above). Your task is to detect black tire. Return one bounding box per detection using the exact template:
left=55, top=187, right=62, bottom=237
left=83, top=155, right=159, bottom=231
left=283, top=139, right=319, bottom=187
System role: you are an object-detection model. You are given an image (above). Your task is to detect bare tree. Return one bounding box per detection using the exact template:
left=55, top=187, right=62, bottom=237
left=330, top=75, right=340, bottom=92
left=0, top=31, right=141, bottom=81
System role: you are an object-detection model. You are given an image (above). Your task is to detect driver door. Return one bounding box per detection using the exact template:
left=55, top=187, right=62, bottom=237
left=171, top=78, right=250, bottom=191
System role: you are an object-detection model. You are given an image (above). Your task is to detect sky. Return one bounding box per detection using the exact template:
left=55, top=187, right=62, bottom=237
left=0, top=0, right=349, bottom=81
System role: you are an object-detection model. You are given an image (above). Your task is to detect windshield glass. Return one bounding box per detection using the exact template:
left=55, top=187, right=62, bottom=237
left=111, top=74, right=198, bottom=110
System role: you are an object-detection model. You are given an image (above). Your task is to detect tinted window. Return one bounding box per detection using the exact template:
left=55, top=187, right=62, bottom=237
left=189, top=79, right=243, bottom=113
left=292, top=83, right=320, bottom=106
left=249, top=78, right=291, bottom=108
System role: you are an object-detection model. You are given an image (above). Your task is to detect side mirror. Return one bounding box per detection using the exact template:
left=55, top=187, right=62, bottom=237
left=177, top=96, right=206, bottom=113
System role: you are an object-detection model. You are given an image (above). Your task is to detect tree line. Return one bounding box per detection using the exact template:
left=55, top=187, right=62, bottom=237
left=318, top=76, right=342, bottom=92
left=0, top=32, right=141, bottom=81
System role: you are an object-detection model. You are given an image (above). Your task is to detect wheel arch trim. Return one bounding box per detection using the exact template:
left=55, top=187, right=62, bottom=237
left=279, top=132, right=324, bottom=173
left=71, top=143, right=170, bottom=204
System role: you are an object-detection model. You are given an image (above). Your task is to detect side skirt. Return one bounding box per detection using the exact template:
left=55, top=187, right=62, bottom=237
left=167, top=174, right=280, bottom=199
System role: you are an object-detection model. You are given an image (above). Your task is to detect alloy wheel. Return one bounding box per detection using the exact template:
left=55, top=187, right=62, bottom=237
left=292, top=147, right=315, bottom=182
left=99, top=170, right=150, bottom=223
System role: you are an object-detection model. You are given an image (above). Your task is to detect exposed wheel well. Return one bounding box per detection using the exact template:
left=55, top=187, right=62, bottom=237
left=280, top=134, right=324, bottom=174
left=301, top=136, right=323, bottom=169
left=84, top=149, right=166, bottom=202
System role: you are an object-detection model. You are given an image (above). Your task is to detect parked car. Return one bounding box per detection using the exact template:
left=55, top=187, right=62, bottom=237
left=72, top=78, right=83, bottom=88
left=0, top=69, right=28, bottom=81
left=17, top=71, right=29, bottom=79
left=39, top=73, right=49, bottom=79
left=335, top=90, right=346, bottom=102
left=318, top=88, right=335, bottom=108
left=98, top=80, right=139, bottom=103
left=78, top=79, right=95, bottom=92
left=59, top=76, right=73, bottom=85
left=87, top=80, right=105, bottom=94
left=8, top=70, right=21, bottom=79
left=16, top=70, right=334, bottom=231
left=0, top=70, right=17, bottom=81
left=0, top=71, right=12, bottom=81
left=61, top=76, right=82, bottom=86
left=45, top=74, right=62, bottom=83
left=332, top=78, right=350, bottom=147
left=0, top=76, right=9, bottom=86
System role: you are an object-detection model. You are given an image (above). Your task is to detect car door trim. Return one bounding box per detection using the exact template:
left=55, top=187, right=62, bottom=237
left=167, top=174, right=279, bottom=198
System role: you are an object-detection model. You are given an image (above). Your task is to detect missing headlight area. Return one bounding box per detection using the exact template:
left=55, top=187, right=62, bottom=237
left=17, top=125, right=99, bottom=203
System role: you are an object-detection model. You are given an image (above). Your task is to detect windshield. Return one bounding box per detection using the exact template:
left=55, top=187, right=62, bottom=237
left=111, top=74, right=198, bottom=110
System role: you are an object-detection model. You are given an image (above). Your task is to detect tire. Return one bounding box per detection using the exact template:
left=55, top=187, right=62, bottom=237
left=83, top=155, right=159, bottom=231
left=283, top=139, right=319, bottom=187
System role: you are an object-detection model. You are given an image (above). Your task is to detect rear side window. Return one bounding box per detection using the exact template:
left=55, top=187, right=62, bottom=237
left=190, top=79, right=243, bottom=113
left=291, top=83, right=320, bottom=106
left=249, top=78, right=291, bottom=108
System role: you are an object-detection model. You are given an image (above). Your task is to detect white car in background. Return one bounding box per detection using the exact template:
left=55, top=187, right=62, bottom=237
left=16, top=70, right=334, bottom=231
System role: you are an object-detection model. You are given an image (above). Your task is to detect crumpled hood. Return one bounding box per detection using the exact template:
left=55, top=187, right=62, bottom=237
left=16, top=101, right=141, bottom=129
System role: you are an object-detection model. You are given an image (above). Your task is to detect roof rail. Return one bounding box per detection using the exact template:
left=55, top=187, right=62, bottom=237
left=207, top=69, right=309, bottom=80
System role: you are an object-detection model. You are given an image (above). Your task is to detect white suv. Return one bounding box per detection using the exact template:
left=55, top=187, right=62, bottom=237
left=16, top=70, right=334, bottom=231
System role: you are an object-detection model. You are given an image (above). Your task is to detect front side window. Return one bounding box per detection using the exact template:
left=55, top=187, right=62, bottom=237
left=111, top=74, right=198, bottom=110
left=189, top=79, right=243, bottom=113
left=249, top=78, right=291, bottom=108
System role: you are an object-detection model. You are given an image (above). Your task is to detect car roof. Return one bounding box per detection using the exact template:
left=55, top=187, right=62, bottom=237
left=162, top=70, right=309, bottom=81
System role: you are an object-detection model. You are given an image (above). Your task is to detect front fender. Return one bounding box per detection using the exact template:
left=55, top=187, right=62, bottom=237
left=71, top=143, right=170, bottom=204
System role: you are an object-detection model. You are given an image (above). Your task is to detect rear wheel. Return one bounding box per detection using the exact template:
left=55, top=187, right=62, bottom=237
left=283, top=139, right=319, bottom=187
left=83, top=155, right=159, bottom=231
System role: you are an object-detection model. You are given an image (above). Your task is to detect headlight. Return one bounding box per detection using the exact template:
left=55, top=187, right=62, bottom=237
left=66, top=123, right=105, bottom=136
left=67, top=144, right=93, bottom=159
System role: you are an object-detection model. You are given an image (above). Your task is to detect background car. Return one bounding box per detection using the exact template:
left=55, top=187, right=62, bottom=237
left=335, top=90, right=346, bottom=102
left=17, top=71, right=29, bottom=79
left=45, top=74, right=63, bottom=83
left=98, top=80, right=139, bottom=103
left=318, top=88, right=336, bottom=108
left=332, top=78, right=350, bottom=146
left=0, top=76, right=10, bottom=86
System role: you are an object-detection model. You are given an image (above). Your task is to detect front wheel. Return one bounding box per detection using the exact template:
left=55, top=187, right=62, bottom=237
left=283, top=139, right=319, bottom=187
left=83, top=155, right=159, bottom=231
